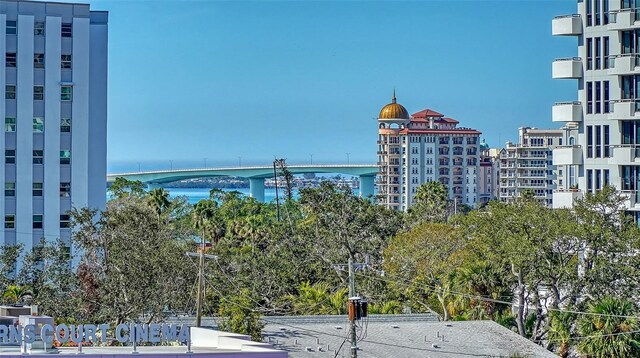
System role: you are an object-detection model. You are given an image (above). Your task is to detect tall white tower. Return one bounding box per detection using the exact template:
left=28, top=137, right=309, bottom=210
left=0, top=0, right=108, bottom=256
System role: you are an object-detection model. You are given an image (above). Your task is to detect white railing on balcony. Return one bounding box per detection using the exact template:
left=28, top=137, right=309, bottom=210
left=552, top=14, right=582, bottom=36
left=552, top=57, right=583, bottom=79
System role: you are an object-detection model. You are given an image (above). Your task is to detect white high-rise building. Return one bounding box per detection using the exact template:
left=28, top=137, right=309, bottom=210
left=552, top=1, right=640, bottom=219
left=0, top=0, right=108, bottom=254
left=376, top=94, right=482, bottom=211
left=498, top=127, right=564, bottom=206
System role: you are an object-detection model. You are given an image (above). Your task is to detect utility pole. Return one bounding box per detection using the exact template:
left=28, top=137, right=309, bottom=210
left=333, top=256, right=369, bottom=358
left=348, top=256, right=357, bottom=358
left=187, top=234, right=218, bottom=327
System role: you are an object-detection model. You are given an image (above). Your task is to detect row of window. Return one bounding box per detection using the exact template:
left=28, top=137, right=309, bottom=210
left=586, top=169, right=611, bottom=193
left=585, top=0, right=610, bottom=27
left=4, top=214, right=71, bottom=229
left=6, top=53, right=72, bottom=69
left=586, top=37, right=610, bottom=71
left=5, top=149, right=71, bottom=164
left=586, top=81, right=611, bottom=114
left=586, top=125, right=611, bottom=158
left=403, top=136, right=479, bottom=145
left=6, top=20, right=72, bottom=37
left=5, top=85, right=73, bottom=101
left=5, top=117, right=71, bottom=133
left=5, top=182, right=70, bottom=197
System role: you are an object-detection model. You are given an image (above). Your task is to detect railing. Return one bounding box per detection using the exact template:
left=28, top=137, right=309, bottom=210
left=554, top=14, right=581, bottom=20
left=612, top=98, right=640, bottom=112
left=609, top=8, right=640, bottom=23
left=554, top=101, right=581, bottom=106
left=554, top=57, right=582, bottom=62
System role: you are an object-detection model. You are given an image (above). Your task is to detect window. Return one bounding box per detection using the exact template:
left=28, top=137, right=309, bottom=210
left=34, top=21, right=45, bottom=36
left=4, top=215, right=15, bottom=229
left=4, top=183, right=15, bottom=197
left=587, top=82, right=593, bottom=114
left=33, top=150, right=43, bottom=164
left=61, top=23, right=72, bottom=38
left=604, top=37, right=610, bottom=69
left=5, top=117, right=16, bottom=132
left=595, top=81, right=601, bottom=113
left=60, top=182, right=71, bottom=197
left=33, top=118, right=44, bottom=133
left=604, top=125, right=610, bottom=157
left=604, top=81, right=610, bottom=113
left=595, top=37, right=601, bottom=69
left=587, top=126, right=593, bottom=158
left=61, top=55, right=72, bottom=69
left=5, top=85, right=15, bottom=100
left=33, top=86, right=44, bottom=101
left=60, top=86, right=73, bottom=101
left=61, top=118, right=71, bottom=133
left=33, top=215, right=43, bottom=229
left=60, top=215, right=70, bottom=228
left=587, top=169, right=593, bottom=192
left=595, top=125, right=601, bottom=157
left=586, top=0, right=592, bottom=26
left=6, top=21, right=17, bottom=35
left=5, top=53, right=16, bottom=68
left=587, top=38, right=593, bottom=70
left=33, top=183, right=43, bottom=196
left=5, top=150, right=15, bottom=164
left=596, top=170, right=601, bottom=190
left=604, top=169, right=610, bottom=187
left=60, top=150, right=71, bottom=164
left=34, top=54, right=44, bottom=69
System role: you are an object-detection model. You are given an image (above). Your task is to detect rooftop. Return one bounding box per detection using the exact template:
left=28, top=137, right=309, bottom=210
left=262, top=315, right=558, bottom=358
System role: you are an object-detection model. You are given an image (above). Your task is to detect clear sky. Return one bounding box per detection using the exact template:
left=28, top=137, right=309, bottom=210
left=73, top=0, right=578, bottom=172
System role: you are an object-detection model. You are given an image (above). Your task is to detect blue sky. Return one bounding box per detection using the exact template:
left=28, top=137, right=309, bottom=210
left=74, top=0, right=578, bottom=172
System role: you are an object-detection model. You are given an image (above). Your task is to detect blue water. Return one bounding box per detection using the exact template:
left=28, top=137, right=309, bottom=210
left=165, top=187, right=298, bottom=204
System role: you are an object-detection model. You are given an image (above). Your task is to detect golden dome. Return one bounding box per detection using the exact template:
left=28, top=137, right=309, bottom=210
left=378, top=91, right=409, bottom=120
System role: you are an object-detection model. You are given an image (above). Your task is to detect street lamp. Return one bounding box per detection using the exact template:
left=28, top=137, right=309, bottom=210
left=203, top=158, right=207, bottom=168
left=169, top=160, right=173, bottom=171
left=346, top=153, right=351, bottom=165
left=310, top=154, right=313, bottom=165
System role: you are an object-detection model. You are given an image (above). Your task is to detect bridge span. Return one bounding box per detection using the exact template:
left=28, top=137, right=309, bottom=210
left=107, top=164, right=378, bottom=202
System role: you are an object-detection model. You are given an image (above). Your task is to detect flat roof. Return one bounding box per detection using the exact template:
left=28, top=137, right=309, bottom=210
left=262, top=315, right=558, bottom=358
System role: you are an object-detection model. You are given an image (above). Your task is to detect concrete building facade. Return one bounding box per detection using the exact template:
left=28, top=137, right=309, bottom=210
left=478, top=142, right=499, bottom=205
left=498, top=127, right=564, bottom=206
left=552, top=1, right=640, bottom=218
left=376, top=94, right=482, bottom=211
left=0, top=0, right=107, bottom=254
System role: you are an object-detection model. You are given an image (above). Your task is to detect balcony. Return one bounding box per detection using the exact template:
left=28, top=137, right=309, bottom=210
left=608, top=9, right=640, bottom=30
left=552, top=189, right=583, bottom=209
left=609, top=54, right=639, bottom=75
left=552, top=101, right=582, bottom=122
left=621, top=190, right=640, bottom=209
left=552, top=15, right=582, bottom=36
left=609, top=146, right=640, bottom=164
left=552, top=58, right=582, bottom=79
left=612, top=100, right=640, bottom=119
left=552, top=146, right=582, bottom=166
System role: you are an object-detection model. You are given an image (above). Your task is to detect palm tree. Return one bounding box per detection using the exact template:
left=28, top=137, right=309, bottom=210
left=147, top=188, right=171, bottom=221
left=547, top=311, right=575, bottom=358
left=3, top=285, right=32, bottom=305
left=577, top=297, right=640, bottom=358
left=411, top=181, right=450, bottom=223
left=192, top=199, right=217, bottom=243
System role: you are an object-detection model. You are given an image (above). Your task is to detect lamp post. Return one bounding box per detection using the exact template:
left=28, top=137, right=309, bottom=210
left=203, top=158, right=207, bottom=168
left=169, top=160, right=173, bottom=171
left=310, top=154, right=313, bottom=165
left=346, top=153, right=351, bottom=165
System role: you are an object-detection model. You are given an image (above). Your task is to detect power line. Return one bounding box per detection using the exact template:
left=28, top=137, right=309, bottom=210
left=355, top=270, right=640, bottom=320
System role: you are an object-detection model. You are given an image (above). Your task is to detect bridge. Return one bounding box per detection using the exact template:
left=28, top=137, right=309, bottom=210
left=107, top=164, right=378, bottom=202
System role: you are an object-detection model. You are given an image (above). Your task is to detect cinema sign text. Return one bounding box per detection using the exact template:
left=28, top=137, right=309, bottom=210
left=0, top=323, right=190, bottom=344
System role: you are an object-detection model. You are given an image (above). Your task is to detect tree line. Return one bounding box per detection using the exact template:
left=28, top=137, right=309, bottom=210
left=3, top=177, right=640, bottom=356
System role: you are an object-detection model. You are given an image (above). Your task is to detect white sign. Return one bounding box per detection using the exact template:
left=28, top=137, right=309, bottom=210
left=0, top=323, right=190, bottom=344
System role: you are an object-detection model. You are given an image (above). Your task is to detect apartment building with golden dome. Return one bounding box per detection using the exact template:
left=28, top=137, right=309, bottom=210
left=376, top=94, right=482, bottom=211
